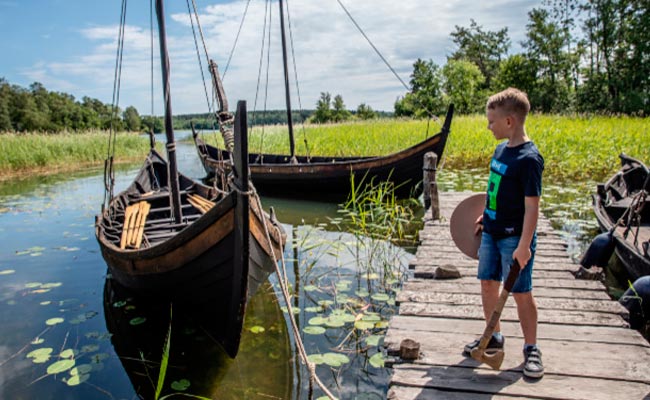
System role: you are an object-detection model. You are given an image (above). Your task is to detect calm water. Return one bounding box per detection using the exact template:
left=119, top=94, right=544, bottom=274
left=0, top=134, right=628, bottom=399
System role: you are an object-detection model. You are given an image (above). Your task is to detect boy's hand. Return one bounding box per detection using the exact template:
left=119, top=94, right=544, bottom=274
left=513, top=245, right=531, bottom=269
left=474, top=215, right=483, bottom=235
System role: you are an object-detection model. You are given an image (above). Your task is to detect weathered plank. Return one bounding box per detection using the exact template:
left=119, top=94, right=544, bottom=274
left=385, top=316, right=648, bottom=347
left=409, top=258, right=580, bottom=273
left=400, top=279, right=613, bottom=300
left=385, top=330, right=650, bottom=382
left=388, top=386, right=532, bottom=400
left=401, top=276, right=605, bottom=291
left=397, top=302, right=628, bottom=327
left=396, top=290, right=628, bottom=316
left=389, top=365, right=650, bottom=400
left=412, top=267, right=575, bottom=279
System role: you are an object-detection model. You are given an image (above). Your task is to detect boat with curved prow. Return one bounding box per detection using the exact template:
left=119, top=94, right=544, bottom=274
left=591, top=153, right=650, bottom=280
left=95, top=0, right=284, bottom=358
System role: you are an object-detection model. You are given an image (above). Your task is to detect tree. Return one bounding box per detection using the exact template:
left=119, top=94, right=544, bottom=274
left=123, top=106, right=141, bottom=131
left=523, top=8, right=574, bottom=112
left=493, top=54, right=538, bottom=95
left=331, top=95, right=351, bottom=122
left=450, top=19, right=510, bottom=89
left=0, top=78, right=12, bottom=131
left=442, top=60, right=485, bottom=114
left=312, top=92, right=332, bottom=123
left=395, top=59, right=445, bottom=118
left=356, top=103, right=377, bottom=120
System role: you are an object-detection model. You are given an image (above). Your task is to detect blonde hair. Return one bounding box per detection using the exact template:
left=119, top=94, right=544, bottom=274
left=486, top=87, right=530, bottom=122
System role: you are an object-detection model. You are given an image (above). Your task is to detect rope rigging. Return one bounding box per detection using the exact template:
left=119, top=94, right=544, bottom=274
left=103, top=0, right=128, bottom=213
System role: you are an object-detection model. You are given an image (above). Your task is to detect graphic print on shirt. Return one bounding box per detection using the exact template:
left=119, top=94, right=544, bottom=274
left=485, top=158, right=508, bottom=221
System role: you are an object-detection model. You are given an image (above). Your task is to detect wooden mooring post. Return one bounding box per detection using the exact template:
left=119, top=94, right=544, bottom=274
left=422, top=152, right=440, bottom=220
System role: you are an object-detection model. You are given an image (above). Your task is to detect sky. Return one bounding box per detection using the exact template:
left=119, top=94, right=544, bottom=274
left=0, top=0, right=540, bottom=114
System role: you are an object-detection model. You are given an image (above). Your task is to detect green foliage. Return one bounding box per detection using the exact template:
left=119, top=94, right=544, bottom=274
left=355, top=103, right=377, bottom=120
left=331, top=95, right=352, bottom=122
left=442, top=60, right=485, bottom=114
left=395, top=59, right=445, bottom=118
left=312, top=92, right=332, bottom=123
left=0, top=79, right=140, bottom=133
left=449, top=19, right=510, bottom=88
left=0, top=131, right=150, bottom=175
left=123, top=106, right=142, bottom=132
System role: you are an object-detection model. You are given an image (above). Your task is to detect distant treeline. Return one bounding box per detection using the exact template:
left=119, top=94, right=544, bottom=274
left=0, top=78, right=393, bottom=134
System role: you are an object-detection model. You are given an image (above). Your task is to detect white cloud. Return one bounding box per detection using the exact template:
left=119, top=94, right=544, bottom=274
left=20, top=0, right=539, bottom=114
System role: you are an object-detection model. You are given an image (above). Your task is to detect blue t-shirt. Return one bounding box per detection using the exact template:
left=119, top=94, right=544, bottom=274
left=483, top=141, right=544, bottom=237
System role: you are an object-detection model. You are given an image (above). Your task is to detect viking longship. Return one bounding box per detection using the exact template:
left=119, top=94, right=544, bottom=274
left=95, top=0, right=284, bottom=358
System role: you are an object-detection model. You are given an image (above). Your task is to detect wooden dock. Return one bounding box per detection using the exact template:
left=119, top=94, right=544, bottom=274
left=384, top=191, right=650, bottom=400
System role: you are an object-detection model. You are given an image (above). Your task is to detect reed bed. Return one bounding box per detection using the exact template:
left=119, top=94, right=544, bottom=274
left=0, top=131, right=150, bottom=177
left=199, top=114, right=649, bottom=183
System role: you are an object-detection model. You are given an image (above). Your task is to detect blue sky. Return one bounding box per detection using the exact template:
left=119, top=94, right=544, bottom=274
left=0, top=0, right=539, bottom=114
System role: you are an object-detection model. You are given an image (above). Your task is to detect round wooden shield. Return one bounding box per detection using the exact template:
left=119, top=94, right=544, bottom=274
left=450, top=193, right=486, bottom=260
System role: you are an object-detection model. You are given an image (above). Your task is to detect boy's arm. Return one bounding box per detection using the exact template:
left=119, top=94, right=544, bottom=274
left=513, top=196, right=540, bottom=268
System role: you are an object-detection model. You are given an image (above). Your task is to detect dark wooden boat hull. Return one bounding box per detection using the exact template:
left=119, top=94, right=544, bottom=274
left=194, top=105, right=454, bottom=199
left=96, top=149, right=284, bottom=357
left=592, top=154, right=650, bottom=280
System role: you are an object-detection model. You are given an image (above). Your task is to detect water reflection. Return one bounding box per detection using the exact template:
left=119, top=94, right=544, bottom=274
left=103, top=278, right=292, bottom=399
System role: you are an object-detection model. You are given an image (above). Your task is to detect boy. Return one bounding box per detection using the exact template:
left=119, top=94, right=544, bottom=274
left=463, top=88, right=545, bottom=379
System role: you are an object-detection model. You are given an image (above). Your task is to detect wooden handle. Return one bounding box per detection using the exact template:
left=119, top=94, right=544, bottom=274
left=477, top=259, right=521, bottom=351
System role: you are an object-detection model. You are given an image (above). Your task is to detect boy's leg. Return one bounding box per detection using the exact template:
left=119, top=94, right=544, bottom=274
left=513, top=292, right=538, bottom=345
left=481, top=280, right=502, bottom=332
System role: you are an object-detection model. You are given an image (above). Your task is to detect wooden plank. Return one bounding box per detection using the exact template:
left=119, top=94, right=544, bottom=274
left=412, top=267, right=575, bottom=280
left=384, top=330, right=650, bottom=382
left=389, top=365, right=650, bottom=400
left=415, top=243, right=570, bottom=255
left=385, top=316, right=648, bottom=347
left=402, top=276, right=605, bottom=291
left=397, top=302, right=628, bottom=327
left=409, top=258, right=580, bottom=273
left=388, top=386, right=532, bottom=400
left=395, top=291, right=628, bottom=316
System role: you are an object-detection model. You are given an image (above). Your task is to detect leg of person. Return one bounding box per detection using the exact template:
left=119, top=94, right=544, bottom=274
left=464, top=232, right=505, bottom=356
left=504, top=234, right=544, bottom=379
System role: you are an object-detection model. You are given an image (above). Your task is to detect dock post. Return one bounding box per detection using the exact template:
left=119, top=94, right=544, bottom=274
left=423, top=152, right=440, bottom=220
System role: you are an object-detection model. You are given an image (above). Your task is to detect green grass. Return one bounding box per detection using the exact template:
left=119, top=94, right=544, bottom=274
left=197, top=114, right=650, bottom=183
left=0, top=131, right=151, bottom=177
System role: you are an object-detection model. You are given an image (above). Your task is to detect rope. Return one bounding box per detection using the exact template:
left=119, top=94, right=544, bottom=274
left=104, top=0, right=128, bottom=212
left=251, top=190, right=337, bottom=400
left=187, top=0, right=215, bottom=119
left=222, top=0, right=252, bottom=81
left=259, top=0, right=273, bottom=158
left=334, top=0, right=439, bottom=122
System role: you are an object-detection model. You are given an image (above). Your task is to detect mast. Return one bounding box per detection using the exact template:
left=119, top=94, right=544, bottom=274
left=278, top=0, right=297, bottom=163
left=155, top=0, right=182, bottom=224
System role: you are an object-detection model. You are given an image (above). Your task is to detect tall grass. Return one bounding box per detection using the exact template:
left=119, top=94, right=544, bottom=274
left=198, top=114, right=650, bottom=183
left=0, top=131, right=150, bottom=176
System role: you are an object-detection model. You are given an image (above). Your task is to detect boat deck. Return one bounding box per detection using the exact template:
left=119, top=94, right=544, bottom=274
left=384, top=191, right=650, bottom=400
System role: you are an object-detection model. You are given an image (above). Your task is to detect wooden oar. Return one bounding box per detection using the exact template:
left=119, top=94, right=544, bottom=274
left=470, top=259, right=521, bottom=370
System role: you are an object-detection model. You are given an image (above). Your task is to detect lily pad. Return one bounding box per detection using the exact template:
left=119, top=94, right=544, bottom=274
left=45, top=317, right=64, bottom=326
left=112, top=300, right=127, bottom=308
left=249, top=326, right=265, bottom=334
left=90, top=353, right=110, bottom=363
left=369, top=352, right=385, bottom=368
left=81, top=344, right=99, bottom=353
left=280, top=306, right=301, bottom=314
left=60, top=349, right=77, bottom=358
left=41, top=282, right=62, bottom=289
left=27, top=348, right=53, bottom=359
left=25, top=282, right=42, bottom=289
left=129, top=317, right=146, bottom=326
left=324, top=317, right=345, bottom=328
left=31, top=338, right=45, bottom=345
left=303, top=285, right=318, bottom=292
left=322, top=352, right=350, bottom=367
left=354, top=321, right=375, bottom=330
left=370, top=293, right=390, bottom=302
left=355, top=289, right=370, bottom=297
left=0, top=269, right=15, bottom=275
left=364, top=335, right=383, bottom=347
left=40, top=301, right=51, bottom=306
left=307, top=354, right=325, bottom=365
left=70, top=364, right=93, bottom=375
left=305, top=306, right=323, bottom=313
left=47, top=359, right=75, bottom=375
left=303, top=326, right=326, bottom=335
left=317, top=300, right=334, bottom=307
left=65, top=373, right=90, bottom=386
left=361, top=314, right=381, bottom=322
left=374, top=321, right=389, bottom=329
left=171, top=379, right=191, bottom=391
left=308, top=316, right=327, bottom=326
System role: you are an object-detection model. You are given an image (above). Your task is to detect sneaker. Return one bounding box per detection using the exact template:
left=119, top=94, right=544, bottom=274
left=523, top=346, right=544, bottom=379
left=463, top=335, right=504, bottom=356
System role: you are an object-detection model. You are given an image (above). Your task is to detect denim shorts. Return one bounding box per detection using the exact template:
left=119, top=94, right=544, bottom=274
left=477, top=232, right=537, bottom=293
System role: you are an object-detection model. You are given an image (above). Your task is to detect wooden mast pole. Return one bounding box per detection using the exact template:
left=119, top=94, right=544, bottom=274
left=278, top=0, right=297, bottom=163
left=155, top=0, right=182, bottom=224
